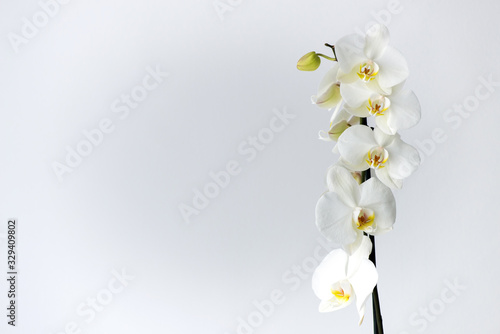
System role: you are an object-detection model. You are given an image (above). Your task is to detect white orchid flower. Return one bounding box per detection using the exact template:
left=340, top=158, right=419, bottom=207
left=337, top=125, right=420, bottom=189
left=335, top=24, right=408, bottom=94
left=312, top=235, right=377, bottom=324
left=316, top=166, right=396, bottom=250
left=340, top=81, right=421, bottom=135
left=311, top=63, right=342, bottom=110
left=326, top=161, right=363, bottom=187
left=319, top=108, right=360, bottom=142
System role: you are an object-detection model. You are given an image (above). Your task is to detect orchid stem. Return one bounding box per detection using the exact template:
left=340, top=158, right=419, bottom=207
left=360, top=117, right=384, bottom=334
left=317, top=53, right=336, bottom=61
left=369, top=235, right=384, bottom=334
left=324, top=43, right=337, bottom=59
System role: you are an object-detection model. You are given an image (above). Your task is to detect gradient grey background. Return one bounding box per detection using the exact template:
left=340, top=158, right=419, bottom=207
left=1, top=0, right=499, bottom=333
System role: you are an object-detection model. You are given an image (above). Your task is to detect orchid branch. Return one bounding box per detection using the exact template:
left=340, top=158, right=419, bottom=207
left=324, top=43, right=337, bottom=59
left=361, top=117, right=384, bottom=334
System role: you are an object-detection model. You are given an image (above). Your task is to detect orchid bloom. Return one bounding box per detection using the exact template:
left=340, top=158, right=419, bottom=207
left=340, top=81, right=421, bottom=135
left=312, top=235, right=377, bottom=324
left=311, top=63, right=342, bottom=110
left=316, top=166, right=396, bottom=249
left=337, top=125, right=420, bottom=189
left=319, top=108, right=360, bottom=142
left=326, top=162, right=363, bottom=188
left=335, top=24, right=408, bottom=94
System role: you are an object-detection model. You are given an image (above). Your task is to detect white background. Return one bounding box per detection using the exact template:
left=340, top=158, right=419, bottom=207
left=1, top=0, right=499, bottom=333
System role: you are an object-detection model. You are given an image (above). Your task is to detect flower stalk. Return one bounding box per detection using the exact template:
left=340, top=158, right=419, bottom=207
left=371, top=265, right=384, bottom=334
left=317, top=53, right=336, bottom=61
left=360, top=117, right=384, bottom=334
left=324, top=43, right=337, bottom=59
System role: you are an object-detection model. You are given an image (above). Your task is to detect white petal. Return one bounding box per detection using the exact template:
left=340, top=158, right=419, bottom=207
left=374, top=114, right=394, bottom=135
left=373, top=127, right=395, bottom=147
left=359, top=178, right=396, bottom=235
left=376, top=46, right=409, bottom=90
left=345, top=104, right=371, bottom=118
left=337, top=68, right=359, bottom=84
left=340, top=81, right=373, bottom=108
left=367, top=79, right=392, bottom=95
left=338, top=125, right=376, bottom=171
left=326, top=166, right=360, bottom=207
left=318, top=299, right=352, bottom=312
left=316, top=192, right=359, bottom=246
left=342, top=232, right=365, bottom=255
left=330, top=108, right=352, bottom=125
left=348, top=115, right=361, bottom=126
left=364, top=24, right=390, bottom=60
left=335, top=158, right=358, bottom=172
left=386, top=89, right=421, bottom=132
left=319, top=63, right=340, bottom=90
left=312, top=249, right=349, bottom=300
left=375, top=167, right=403, bottom=189
left=386, top=137, right=420, bottom=179
left=335, top=34, right=365, bottom=74
left=346, top=236, right=372, bottom=277
left=311, top=84, right=341, bottom=109
left=349, top=259, right=378, bottom=324
left=358, top=303, right=366, bottom=325
left=312, top=64, right=342, bottom=109
left=318, top=130, right=333, bottom=142
left=391, top=81, right=406, bottom=94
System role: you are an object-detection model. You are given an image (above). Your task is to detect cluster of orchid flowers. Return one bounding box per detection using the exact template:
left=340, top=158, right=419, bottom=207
left=297, top=24, right=421, bottom=329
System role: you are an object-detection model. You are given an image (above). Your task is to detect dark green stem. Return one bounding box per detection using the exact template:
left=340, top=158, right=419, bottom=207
left=369, top=235, right=383, bottom=334
left=360, top=117, right=384, bottom=334
left=324, top=43, right=337, bottom=59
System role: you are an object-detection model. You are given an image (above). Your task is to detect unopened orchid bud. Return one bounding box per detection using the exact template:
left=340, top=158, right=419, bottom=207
left=297, top=51, right=321, bottom=71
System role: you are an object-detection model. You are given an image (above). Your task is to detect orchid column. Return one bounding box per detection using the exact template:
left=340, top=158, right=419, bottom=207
left=297, top=24, right=421, bottom=332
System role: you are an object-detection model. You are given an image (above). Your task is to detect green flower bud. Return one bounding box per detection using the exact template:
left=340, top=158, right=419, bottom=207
left=297, top=52, right=321, bottom=71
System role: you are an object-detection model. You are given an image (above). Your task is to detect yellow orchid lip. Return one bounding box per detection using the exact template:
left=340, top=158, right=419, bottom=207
left=353, top=207, right=375, bottom=232
left=366, top=146, right=389, bottom=169
left=367, top=96, right=390, bottom=116
left=357, top=61, right=379, bottom=82
left=330, top=280, right=353, bottom=304
left=331, top=288, right=350, bottom=303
